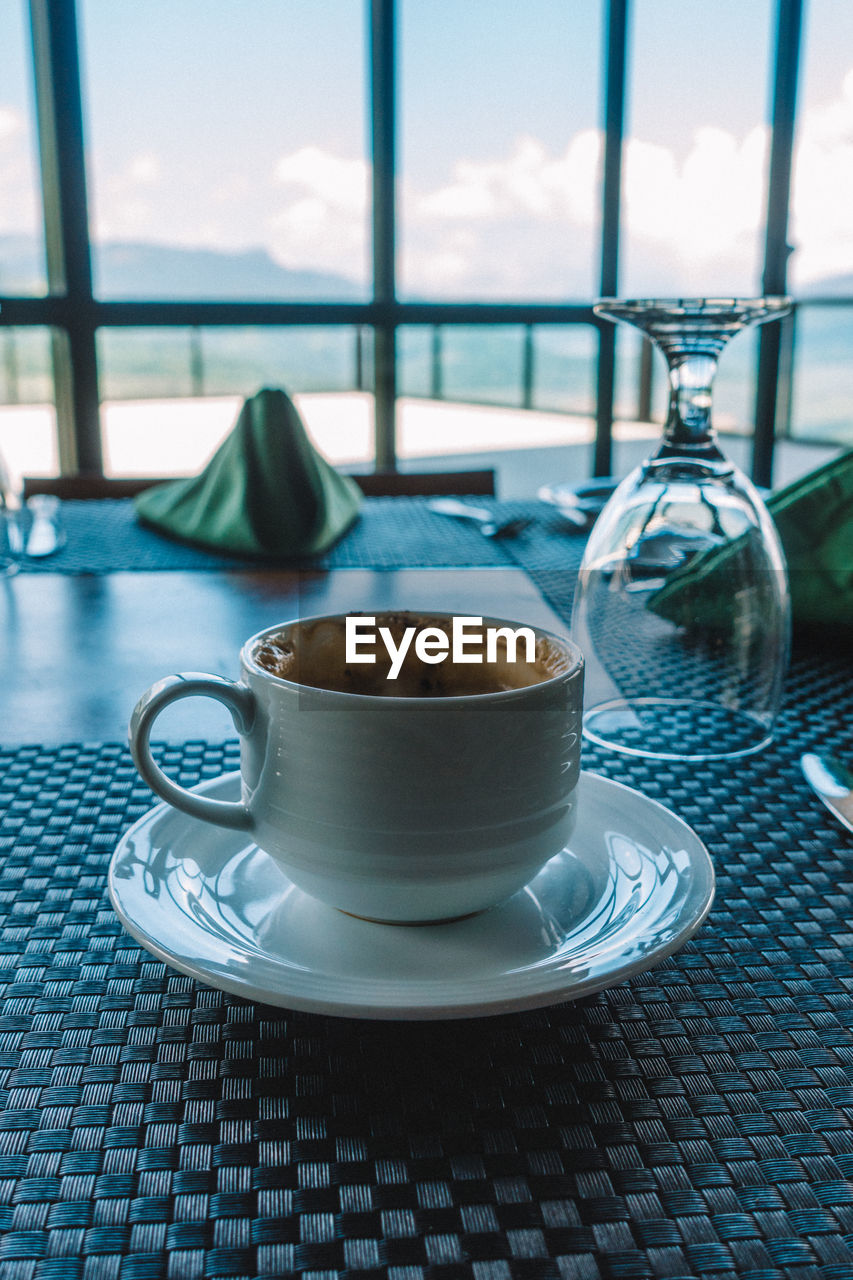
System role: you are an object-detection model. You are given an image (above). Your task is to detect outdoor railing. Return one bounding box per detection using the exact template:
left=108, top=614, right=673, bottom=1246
left=1, top=302, right=849, bottom=455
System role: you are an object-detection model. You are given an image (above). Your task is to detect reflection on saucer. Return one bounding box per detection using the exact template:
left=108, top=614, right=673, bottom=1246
left=108, top=771, right=715, bottom=1020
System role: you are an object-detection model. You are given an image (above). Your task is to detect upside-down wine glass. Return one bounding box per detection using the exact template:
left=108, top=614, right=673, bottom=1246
left=571, top=298, right=791, bottom=761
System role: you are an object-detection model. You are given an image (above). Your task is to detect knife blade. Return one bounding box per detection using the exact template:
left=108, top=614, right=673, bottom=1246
left=800, top=752, right=853, bottom=835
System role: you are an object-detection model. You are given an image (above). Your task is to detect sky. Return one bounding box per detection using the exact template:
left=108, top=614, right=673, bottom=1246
left=1, top=0, right=852, bottom=300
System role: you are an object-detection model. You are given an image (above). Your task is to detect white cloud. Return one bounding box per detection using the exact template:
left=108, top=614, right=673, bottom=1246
left=127, top=153, right=160, bottom=185
left=267, top=146, right=368, bottom=278
left=418, top=176, right=498, bottom=221
left=790, top=67, right=853, bottom=285
left=399, top=70, right=853, bottom=294
left=93, top=152, right=163, bottom=241
left=275, top=146, right=367, bottom=216
left=403, top=227, right=479, bottom=293
left=0, top=106, right=24, bottom=144
left=622, top=137, right=679, bottom=243
left=4, top=64, right=853, bottom=297
left=433, top=135, right=551, bottom=219
left=404, top=130, right=603, bottom=295
left=540, top=130, right=602, bottom=227
left=622, top=125, right=768, bottom=291
left=0, top=103, right=39, bottom=236
left=417, top=131, right=601, bottom=226
left=406, top=120, right=775, bottom=295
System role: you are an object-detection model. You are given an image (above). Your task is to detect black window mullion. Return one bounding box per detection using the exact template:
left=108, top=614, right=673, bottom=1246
left=595, top=0, right=629, bottom=478
left=29, top=0, right=102, bottom=475
left=752, top=0, right=804, bottom=488
left=370, top=0, right=397, bottom=471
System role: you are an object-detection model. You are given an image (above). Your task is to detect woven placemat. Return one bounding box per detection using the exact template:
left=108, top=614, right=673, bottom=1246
left=19, top=498, right=578, bottom=574
left=0, top=632, right=851, bottom=1278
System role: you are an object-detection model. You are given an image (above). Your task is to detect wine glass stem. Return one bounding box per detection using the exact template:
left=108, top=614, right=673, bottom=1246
left=664, top=352, right=718, bottom=449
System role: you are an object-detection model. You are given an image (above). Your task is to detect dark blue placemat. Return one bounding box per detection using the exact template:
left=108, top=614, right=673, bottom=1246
left=0, top=634, right=852, bottom=1277
left=20, top=498, right=584, bottom=574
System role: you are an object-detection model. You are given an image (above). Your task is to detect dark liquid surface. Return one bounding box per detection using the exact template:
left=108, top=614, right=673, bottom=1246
left=253, top=613, right=571, bottom=697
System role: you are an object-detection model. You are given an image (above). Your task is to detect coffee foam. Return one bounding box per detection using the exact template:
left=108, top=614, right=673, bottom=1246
left=253, top=612, right=571, bottom=697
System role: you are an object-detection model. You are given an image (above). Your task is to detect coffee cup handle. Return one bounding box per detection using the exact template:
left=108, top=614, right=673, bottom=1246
left=129, top=673, right=255, bottom=831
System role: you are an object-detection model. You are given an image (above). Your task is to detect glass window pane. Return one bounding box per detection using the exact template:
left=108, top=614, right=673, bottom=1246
left=398, top=327, right=435, bottom=399
left=788, top=4, right=853, bottom=453
left=400, top=0, right=602, bottom=300
left=614, top=327, right=756, bottom=436
left=531, top=326, right=596, bottom=415
left=622, top=0, right=773, bottom=296
left=397, top=324, right=599, bottom=412
left=714, top=330, right=758, bottom=437
left=438, top=327, right=527, bottom=406
left=79, top=0, right=368, bottom=300
left=789, top=1, right=853, bottom=294
left=790, top=305, right=853, bottom=445
left=98, top=328, right=199, bottom=401
left=0, top=328, right=56, bottom=480
left=98, top=325, right=363, bottom=400
left=397, top=324, right=590, bottom=467
left=97, top=326, right=371, bottom=474
left=0, top=2, right=47, bottom=295
left=614, top=330, right=665, bottom=423
left=198, top=327, right=361, bottom=396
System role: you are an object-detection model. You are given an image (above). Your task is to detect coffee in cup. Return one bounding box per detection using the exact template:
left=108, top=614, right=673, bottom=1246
left=254, top=611, right=569, bottom=696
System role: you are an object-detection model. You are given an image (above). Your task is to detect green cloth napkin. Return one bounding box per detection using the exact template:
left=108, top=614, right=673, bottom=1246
left=649, top=448, right=853, bottom=633
left=134, top=387, right=362, bottom=558
left=766, top=447, right=853, bottom=631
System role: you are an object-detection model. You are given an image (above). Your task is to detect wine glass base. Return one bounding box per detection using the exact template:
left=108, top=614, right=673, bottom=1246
left=583, top=697, right=773, bottom=762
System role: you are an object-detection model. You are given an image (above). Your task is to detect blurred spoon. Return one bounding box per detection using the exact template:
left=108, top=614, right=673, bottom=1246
left=427, top=498, right=531, bottom=539
left=538, top=478, right=621, bottom=529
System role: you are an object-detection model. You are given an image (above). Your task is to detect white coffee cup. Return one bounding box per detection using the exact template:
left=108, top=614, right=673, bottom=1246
left=129, top=612, right=584, bottom=924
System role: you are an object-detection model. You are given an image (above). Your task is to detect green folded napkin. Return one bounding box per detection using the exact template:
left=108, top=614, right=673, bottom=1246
left=766, top=447, right=853, bottom=631
left=649, top=448, right=853, bottom=633
left=135, top=387, right=362, bottom=558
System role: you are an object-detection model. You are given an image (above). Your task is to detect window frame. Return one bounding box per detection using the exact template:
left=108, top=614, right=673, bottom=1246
left=0, top=0, right=822, bottom=486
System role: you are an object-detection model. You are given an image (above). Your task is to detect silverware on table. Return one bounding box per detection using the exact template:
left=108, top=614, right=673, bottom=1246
left=538, top=478, right=621, bottom=529
left=801, top=752, right=853, bottom=835
left=25, top=494, right=66, bottom=558
left=426, top=498, right=531, bottom=539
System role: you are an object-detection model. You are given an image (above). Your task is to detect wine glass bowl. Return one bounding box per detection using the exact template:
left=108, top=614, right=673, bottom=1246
left=571, top=297, right=791, bottom=761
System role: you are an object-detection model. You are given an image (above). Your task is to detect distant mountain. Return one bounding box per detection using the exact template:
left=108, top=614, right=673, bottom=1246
left=4, top=230, right=853, bottom=307
left=0, top=235, right=364, bottom=301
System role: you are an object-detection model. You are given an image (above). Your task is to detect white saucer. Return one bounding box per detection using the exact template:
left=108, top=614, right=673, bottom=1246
left=108, top=771, right=714, bottom=1020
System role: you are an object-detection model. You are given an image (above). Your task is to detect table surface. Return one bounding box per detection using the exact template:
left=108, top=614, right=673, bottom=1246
left=1, top=499, right=852, bottom=1280
left=2, top=566, right=567, bottom=744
